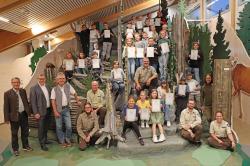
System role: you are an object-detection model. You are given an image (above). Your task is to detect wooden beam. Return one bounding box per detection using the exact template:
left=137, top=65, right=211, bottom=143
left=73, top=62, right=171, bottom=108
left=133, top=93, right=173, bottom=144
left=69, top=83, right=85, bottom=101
left=230, top=0, right=237, bottom=30
left=0, top=0, right=119, bottom=52
left=102, top=0, right=159, bottom=23
left=200, top=0, right=206, bottom=25
left=50, top=32, right=75, bottom=46
left=0, top=0, right=33, bottom=14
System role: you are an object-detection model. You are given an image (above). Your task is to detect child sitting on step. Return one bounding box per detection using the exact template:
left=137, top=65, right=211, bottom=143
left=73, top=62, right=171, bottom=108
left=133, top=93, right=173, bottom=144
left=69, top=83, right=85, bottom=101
left=121, top=96, right=144, bottom=146
left=150, top=89, right=166, bottom=143
left=136, top=90, right=151, bottom=128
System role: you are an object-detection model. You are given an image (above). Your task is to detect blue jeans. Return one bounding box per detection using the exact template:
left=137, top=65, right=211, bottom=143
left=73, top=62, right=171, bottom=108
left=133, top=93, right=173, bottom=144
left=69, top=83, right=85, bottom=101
left=128, top=58, right=135, bottom=82
left=163, top=104, right=171, bottom=121
left=135, top=58, right=143, bottom=69
left=158, top=53, right=169, bottom=80
left=55, top=107, right=72, bottom=144
left=188, top=67, right=200, bottom=83
left=112, top=81, right=125, bottom=94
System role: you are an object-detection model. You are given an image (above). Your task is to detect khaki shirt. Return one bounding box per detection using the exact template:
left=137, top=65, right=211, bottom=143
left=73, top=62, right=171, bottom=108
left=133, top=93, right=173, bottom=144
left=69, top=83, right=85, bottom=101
left=86, top=89, right=105, bottom=108
left=210, top=120, right=231, bottom=138
left=77, top=112, right=99, bottom=139
left=134, top=66, right=157, bottom=84
left=180, top=108, right=201, bottom=129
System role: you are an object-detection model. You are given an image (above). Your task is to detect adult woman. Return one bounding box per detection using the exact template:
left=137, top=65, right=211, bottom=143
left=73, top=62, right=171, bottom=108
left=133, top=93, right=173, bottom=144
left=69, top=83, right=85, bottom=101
left=208, top=111, right=236, bottom=151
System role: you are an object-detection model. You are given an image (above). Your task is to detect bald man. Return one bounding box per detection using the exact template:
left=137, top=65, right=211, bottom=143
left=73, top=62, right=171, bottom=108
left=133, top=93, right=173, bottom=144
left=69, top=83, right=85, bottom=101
left=86, top=81, right=106, bottom=128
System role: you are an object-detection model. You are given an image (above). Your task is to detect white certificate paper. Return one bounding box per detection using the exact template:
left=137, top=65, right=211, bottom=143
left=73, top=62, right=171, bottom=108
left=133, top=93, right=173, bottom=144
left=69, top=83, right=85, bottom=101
left=93, top=50, right=100, bottom=58
left=136, top=21, right=143, bottom=29
left=188, top=81, right=196, bottom=92
left=147, top=31, right=153, bottom=38
left=92, top=59, right=100, bottom=68
left=143, top=27, right=150, bottom=33
left=126, top=109, right=136, bottom=122
left=155, top=18, right=161, bottom=26
left=178, top=85, right=187, bottom=96
left=90, top=30, right=96, bottom=38
left=78, top=59, right=85, bottom=68
left=140, top=109, right=150, bottom=120
left=126, top=28, right=134, bottom=34
left=190, top=50, right=198, bottom=60
left=136, top=47, right=144, bottom=58
left=152, top=99, right=161, bottom=112
left=150, top=19, right=154, bottom=25
left=165, top=93, right=174, bottom=105
left=146, top=47, right=155, bottom=57
left=127, top=47, right=136, bottom=58
left=104, top=30, right=110, bottom=38
left=65, top=61, right=73, bottom=71
left=161, top=42, right=170, bottom=53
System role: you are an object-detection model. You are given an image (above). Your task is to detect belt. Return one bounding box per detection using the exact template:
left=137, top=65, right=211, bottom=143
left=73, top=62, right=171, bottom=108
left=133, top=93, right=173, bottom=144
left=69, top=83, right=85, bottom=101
left=62, top=105, right=69, bottom=109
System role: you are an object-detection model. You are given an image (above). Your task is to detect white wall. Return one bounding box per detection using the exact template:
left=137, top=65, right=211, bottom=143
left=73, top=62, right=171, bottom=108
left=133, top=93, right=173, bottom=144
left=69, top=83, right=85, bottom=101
left=0, top=44, right=27, bottom=64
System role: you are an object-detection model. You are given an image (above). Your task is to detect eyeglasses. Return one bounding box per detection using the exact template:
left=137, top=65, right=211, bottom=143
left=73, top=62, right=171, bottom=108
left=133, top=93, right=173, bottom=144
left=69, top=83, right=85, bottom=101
left=85, top=106, right=91, bottom=109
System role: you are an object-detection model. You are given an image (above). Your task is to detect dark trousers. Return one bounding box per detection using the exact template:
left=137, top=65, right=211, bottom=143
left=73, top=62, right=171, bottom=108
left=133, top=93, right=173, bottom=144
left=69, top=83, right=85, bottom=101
left=94, top=107, right=107, bottom=128
left=181, top=125, right=203, bottom=143
left=122, top=121, right=142, bottom=138
left=81, top=41, right=89, bottom=57
left=136, top=78, right=158, bottom=96
left=38, top=108, right=51, bottom=146
left=65, top=70, right=73, bottom=82
left=79, top=132, right=100, bottom=150
left=10, top=111, right=29, bottom=151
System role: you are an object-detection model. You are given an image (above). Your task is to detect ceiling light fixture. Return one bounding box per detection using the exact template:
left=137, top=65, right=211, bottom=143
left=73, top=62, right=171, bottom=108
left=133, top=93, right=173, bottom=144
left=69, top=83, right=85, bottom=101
left=0, top=16, right=9, bottom=23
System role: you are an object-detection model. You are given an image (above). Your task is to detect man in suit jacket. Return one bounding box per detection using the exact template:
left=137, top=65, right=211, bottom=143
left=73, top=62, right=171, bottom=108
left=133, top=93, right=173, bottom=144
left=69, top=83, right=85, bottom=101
left=4, top=77, right=32, bottom=156
left=30, top=74, right=51, bottom=151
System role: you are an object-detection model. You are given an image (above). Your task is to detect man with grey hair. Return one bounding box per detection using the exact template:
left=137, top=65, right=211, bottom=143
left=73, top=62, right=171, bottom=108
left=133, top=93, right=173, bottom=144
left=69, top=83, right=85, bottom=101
left=4, top=77, right=32, bottom=156
left=51, top=72, right=81, bottom=147
left=86, top=81, right=106, bottom=128
left=30, top=74, right=51, bottom=151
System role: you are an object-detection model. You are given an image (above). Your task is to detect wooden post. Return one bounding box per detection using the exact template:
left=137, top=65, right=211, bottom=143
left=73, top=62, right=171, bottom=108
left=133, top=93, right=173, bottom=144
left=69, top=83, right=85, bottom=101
left=230, top=0, right=237, bottom=30
left=200, top=0, right=206, bottom=25
left=212, top=59, right=232, bottom=123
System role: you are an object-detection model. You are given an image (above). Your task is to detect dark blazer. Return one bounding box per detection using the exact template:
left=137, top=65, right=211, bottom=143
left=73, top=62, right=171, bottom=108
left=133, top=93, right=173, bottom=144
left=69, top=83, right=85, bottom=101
left=30, top=83, right=51, bottom=116
left=4, top=88, right=30, bottom=122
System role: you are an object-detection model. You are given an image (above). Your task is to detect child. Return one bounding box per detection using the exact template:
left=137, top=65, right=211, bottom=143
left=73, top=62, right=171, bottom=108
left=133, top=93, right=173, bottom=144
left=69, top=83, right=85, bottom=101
left=77, top=52, right=88, bottom=74
left=63, top=52, right=75, bottom=82
left=158, top=30, right=170, bottom=81
left=121, top=96, right=145, bottom=146
left=187, top=42, right=203, bottom=83
left=150, top=89, right=166, bottom=143
left=186, top=72, right=201, bottom=108
left=101, top=22, right=114, bottom=62
left=175, top=77, right=190, bottom=122
left=134, top=33, right=145, bottom=68
left=90, top=51, right=102, bottom=83
left=89, top=23, right=100, bottom=55
left=136, top=90, right=151, bottom=128
left=157, top=80, right=172, bottom=127
left=110, top=61, right=125, bottom=101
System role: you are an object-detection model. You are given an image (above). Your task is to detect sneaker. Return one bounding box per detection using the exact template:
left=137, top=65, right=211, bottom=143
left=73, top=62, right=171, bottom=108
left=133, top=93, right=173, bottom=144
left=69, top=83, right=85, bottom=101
left=65, top=141, right=72, bottom=147
left=158, top=134, right=166, bottom=142
left=167, top=121, right=171, bottom=127
left=13, top=150, right=20, bottom=156
left=145, top=123, right=149, bottom=128
left=41, top=145, right=49, bottom=151
left=139, top=138, right=145, bottom=146
left=152, top=135, right=158, bottom=143
left=141, top=124, right=145, bottom=128
left=61, top=143, right=67, bottom=148
left=23, top=146, right=33, bottom=152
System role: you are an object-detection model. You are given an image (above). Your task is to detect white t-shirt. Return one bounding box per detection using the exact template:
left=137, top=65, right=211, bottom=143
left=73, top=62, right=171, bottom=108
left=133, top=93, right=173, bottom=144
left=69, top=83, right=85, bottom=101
left=51, top=84, right=76, bottom=106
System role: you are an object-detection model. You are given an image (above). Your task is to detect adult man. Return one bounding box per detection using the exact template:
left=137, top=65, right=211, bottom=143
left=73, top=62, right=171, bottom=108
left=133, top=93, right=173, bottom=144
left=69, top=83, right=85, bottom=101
left=77, top=24, right=90, bottom=57
left=51, top=72, right=81, bottom=147
left=77, top=102, right=99, bottom=150
left=86, top=81, right=106, bottom=128
left=208, top=111, right=236, bottom=151
left=180, top=99, right=202, bottom=144
left=134, top=57, right=158, bottom=94
left=30, top=74, right=51, bottom=151
left=4, top=77, right=32, bottom=156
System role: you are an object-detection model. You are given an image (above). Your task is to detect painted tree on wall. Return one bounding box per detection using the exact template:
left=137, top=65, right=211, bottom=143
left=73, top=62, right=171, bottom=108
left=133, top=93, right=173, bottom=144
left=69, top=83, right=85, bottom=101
left=29, top=46, right=47, bottom=73
left=212, top=10, right=231, bottom=60
left=237, top=2, right=250, bottom=56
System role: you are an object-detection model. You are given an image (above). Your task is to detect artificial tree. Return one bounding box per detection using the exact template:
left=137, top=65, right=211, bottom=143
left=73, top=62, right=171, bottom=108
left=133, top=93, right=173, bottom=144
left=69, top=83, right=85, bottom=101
left=237, top=2, right=250, bottom=56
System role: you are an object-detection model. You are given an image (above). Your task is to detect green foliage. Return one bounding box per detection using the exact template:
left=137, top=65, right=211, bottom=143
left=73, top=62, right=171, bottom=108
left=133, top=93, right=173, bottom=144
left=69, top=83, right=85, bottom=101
left=212, top=10, right=231, bottom=60
left=188, top=24, right=213, bottom=81
left=29, top=46, right=47, bottom=73
left=178, top=0, right=187, bottom=17
left=237, top=2, right=250, bottom=56
left=167, top=40, right=177, bottom=87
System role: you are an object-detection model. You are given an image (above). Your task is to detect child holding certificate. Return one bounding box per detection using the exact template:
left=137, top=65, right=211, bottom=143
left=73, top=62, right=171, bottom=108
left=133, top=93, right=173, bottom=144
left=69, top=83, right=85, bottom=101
left=134, top=33, right=145, bottom=68
left=157, top=80, right=172, bottom=127
left=186, top=73, right=201, bottom=108
left=136, top=90, right=151, bottom=128
left=150, top=89, right=166, bottom=143
left=121, top=96, right=145, bottom=146
left=63, top=52, right=75, bottom=82
left=175, top=78, right=190, bottom=122
left=77, top=52, right=87, bottom=74
left=187, top=42, right=203, bottom=83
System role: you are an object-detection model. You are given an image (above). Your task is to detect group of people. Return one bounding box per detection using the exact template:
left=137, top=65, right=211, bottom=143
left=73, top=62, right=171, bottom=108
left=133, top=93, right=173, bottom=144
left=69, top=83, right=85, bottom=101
left=3, top=11, right=236, bottom=157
